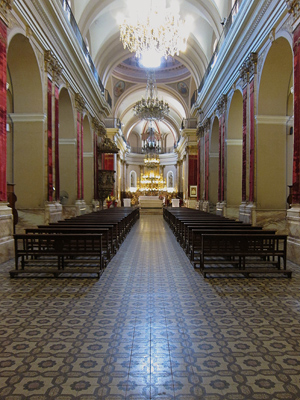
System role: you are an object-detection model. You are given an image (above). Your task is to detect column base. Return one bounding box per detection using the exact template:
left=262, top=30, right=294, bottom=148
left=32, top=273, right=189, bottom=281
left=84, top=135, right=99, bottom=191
left=239, top=202, right=256, bottom=225
left=0, top=203, right=14, bottom=263
left=199, top=200, right=210, bottom=212
left=287, top=205, right=300, bottom=265
left=216, top=201, right=227, bottom=217
left=92, top=199, right=100, bottom=212
left=45, top=201, right=63, bottom=224
left=185, top=199, right=197, bottom=209
left=75, top=200, right=87, bottom=216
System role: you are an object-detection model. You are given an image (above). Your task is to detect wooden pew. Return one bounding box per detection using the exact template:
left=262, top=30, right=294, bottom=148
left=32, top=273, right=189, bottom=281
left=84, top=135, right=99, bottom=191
left=199, top=233, right=291, bottom=278
left=26, top=227, right=113, bottom=265
left=11, top=233, right=103, bottom=278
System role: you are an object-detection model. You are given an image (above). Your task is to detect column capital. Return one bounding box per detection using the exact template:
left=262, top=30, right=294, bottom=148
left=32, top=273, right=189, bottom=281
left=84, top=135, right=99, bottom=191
left=44, top=50, right=63, bottom=83
left=286, top=1, right=300, bottom=23
left=217, top=94, right=227, bottom=115
left=75, top=93, right=85, bottom=113
left=92, top=116, right=106, bottom=136
left=240, top=52, right=258, bottom=85
left=0, top=0, right=12, bottom=26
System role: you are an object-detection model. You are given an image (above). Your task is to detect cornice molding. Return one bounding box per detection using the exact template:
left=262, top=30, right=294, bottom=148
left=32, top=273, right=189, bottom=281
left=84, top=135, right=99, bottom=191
left=255, top=115, right=291, bottom=125
left=8, top=113, right=46, bottom=122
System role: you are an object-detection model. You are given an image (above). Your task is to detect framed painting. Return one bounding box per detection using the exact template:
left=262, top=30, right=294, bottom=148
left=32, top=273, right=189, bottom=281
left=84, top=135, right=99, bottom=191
left=190, top=185, right=197, bottom=198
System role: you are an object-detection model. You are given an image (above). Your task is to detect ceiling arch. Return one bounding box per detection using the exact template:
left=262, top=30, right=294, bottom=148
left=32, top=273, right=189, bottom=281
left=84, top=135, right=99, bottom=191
left=67, top=0, right=234, bottom=147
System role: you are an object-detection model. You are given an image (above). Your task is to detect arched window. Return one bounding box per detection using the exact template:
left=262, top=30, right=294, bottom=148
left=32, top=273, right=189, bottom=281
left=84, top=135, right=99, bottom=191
left=167, top=171, right=174, bottom=189
left=130, top=171, right=137, bottom=189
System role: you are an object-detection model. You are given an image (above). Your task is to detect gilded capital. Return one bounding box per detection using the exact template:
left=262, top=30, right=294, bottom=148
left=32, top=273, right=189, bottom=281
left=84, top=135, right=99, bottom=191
left=197, top=125, right=204, bottom=138
left=75, top=93, right=85, bottom=112
left=0, top=0, right=12, bottom=26
left=217, top=94, right=227, bottom=115
left=44, top=50, right=63, bottom=82
left=286, top=0, right=300, bottom=21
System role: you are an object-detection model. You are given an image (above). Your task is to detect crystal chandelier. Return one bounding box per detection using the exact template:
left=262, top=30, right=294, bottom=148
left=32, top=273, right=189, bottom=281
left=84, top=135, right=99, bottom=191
left=139, top=171, right=166, bottom=192
left=133, top=70, right=169, bottom=121
left=119, top=0, right=188, bottom=60
left=144, top=153, right=160, bottom=168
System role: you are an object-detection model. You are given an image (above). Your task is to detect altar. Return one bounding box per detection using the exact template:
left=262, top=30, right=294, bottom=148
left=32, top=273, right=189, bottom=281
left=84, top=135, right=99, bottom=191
left=139, top=196, right=163, bottom=209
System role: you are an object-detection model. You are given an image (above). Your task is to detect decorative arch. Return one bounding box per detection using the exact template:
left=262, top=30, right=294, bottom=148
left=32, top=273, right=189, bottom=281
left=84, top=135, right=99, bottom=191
left=226, top=90, right=243, bottom=211
left=167, top=171, right=174, bottom=189
left=209, top=116, right=219, bottom=207
left=7, top=33, right=44, bottom=208
left=59, top=87, right=77, bottom=205
left=256, top=36, right=293, bottom=211
left=83, top=115, right=93, bottom=204
left=130, top=170, right=137, bottom=189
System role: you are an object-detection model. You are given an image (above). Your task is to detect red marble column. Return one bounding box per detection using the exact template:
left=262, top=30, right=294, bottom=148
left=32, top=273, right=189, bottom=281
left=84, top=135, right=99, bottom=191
left=47, top=79, right=53, bottom=202
left=80, top=113, right=84, bottom=200
left=292, top=24, right=300, bottom=204
left=249, top=79, right=255, bottom=202
left=54, top=85, right=60, bottom=201
left=94, top=132, right=98, bottom=200
left=0, top=20, right=7, bottom=202
left=242, top=87, right=247, bottom=202
left=77, top=111, right=81, bottom=200
left=218, top=119, right=222, bottom=202
left=197, top=141, right=200, bottom=201
left=205, top=133, right=209, bottom=201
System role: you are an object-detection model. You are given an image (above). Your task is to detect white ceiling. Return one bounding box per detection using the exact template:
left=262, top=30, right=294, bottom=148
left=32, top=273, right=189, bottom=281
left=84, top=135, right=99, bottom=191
left=69, top=0, right=234, bottom=142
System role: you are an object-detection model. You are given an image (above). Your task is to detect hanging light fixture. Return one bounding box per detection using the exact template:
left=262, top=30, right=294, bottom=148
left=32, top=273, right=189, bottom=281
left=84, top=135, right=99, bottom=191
left=133, top=70, right=169, bottom=121
left=119, top=0, right=188, bottom=60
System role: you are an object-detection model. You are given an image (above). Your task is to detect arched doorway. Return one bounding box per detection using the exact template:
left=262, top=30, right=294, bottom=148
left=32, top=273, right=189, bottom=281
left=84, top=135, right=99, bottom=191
left=59, top=88, right=76, bottom=206
left=7, top=33, right=44, bottom=208
left=226, top=90, right=243, bottom=218
left=83, top=115, right=93, bottom=206
left=209, top=117, right=219, bottom=210
left=257, top=37, right=293, bottom=223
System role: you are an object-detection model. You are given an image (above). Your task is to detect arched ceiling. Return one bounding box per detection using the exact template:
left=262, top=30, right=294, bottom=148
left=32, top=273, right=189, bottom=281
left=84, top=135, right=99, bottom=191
left=69, top=0, right=233, bottom=143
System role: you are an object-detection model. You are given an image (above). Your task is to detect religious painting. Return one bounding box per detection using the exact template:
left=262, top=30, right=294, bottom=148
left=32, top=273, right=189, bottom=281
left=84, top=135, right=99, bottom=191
left=190, top=185, right=197, bottom=197
left=114, top=80, right=125, bottom=97
left=177, top=81, right=188, bottom=97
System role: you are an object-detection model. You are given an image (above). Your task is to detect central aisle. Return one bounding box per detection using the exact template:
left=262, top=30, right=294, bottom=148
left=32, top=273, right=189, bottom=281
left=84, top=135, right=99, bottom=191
left=1, top=214, right=300, bottom=399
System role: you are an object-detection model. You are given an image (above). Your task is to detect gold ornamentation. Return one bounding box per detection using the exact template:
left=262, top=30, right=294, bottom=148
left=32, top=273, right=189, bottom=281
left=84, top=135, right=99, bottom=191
left=75, top=93, right=85, bottom=112
left=98, top=137, right=119, bottom=154
left=0, top=0, right=12, bottom=26
left=286, top=0, right=300, bottom=21
left=44, top=50, right=63, bottom=82
left=217, top=94, right=227, bottom=115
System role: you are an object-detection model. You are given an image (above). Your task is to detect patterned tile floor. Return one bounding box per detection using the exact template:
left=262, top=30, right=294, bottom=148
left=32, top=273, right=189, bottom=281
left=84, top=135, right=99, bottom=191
left=1, top=215, right=300, bottom=399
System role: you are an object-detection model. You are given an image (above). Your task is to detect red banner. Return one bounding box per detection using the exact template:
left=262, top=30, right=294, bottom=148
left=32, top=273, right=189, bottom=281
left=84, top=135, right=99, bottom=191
left=0, top=21, right=7, bottom=202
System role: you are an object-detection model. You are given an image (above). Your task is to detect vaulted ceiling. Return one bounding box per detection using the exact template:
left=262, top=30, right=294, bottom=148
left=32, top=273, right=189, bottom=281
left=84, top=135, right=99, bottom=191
left=69, top=0, right=234, bottom=143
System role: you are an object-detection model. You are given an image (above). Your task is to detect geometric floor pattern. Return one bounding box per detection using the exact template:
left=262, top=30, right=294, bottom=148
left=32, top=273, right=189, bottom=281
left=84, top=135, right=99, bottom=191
left=1, top=214, right=300, bottom=399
